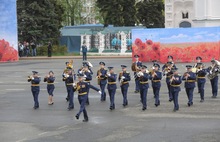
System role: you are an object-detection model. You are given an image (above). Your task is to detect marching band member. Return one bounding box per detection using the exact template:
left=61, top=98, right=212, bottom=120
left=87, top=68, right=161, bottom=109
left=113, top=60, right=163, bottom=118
left=63, top=61, right=76, bottom=102
left=182, top=65, right=196, bottom=107
left=107, top=67, right=117, bottom=110
left=97, top=62, right=108, bottom=101
left=44, top=71, right=55, bottom=105
left=74, top=74, right=90, bottom=122
left=28, top=71, right=41, bottom=109
left=136, top=65, right=149, bottom=111
left=132, top=55, right=142, bottom=93
left=78, top=62, right=101, bottom=105
left=169, top=68, right=182, bottom=112
left=118, top=65, right=131, bottom=107
left=207, top=59, right=220, bottom=98
left=149, top=63, right=162, bottom=107
left=63, top=68, right=75, bottom=110
left=162, top=61, right=176, bottom=102
left=194, top=56, right=203, bottom=93
left=196, top=63, right=207, bottom=102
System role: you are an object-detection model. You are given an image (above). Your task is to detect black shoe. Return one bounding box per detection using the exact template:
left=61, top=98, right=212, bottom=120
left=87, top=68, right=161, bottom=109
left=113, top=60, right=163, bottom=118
left=134, top=90, right=139, bottom=93
left=86, top=102, right=90, bottom=105
left=200, top=99, right=204, bottom=102
left=187, top=103, right=191, bottom=107
left=123, top=104, right=126, bottom=107
left=67, top=107, right=74, bottom=111
left=142, top=107, right=146, bottom=111
left=33, top=106, right=39, bottom=109
left=66, top=98, right=69, bottom=102
left=83, top=119, right=89, bottom=122
left=169, top=99, right=173, bottom=102
left=173, top=109, right=177, bottom=112
left=109, top=106, right=113, bottom=110
left=75, top=114, right=79, bottom=120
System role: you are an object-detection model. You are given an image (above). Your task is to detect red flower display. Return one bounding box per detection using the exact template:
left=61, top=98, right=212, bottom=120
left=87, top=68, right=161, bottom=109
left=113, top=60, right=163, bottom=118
left=132, top=38, right=220, bottom=63
left=0, top=39, right=18, bottom=62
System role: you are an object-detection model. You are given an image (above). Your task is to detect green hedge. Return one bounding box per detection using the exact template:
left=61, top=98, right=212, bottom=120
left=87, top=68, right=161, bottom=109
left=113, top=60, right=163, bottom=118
left=37, top=45, right=68, bottom=56
left=88, top=48, right=99, bottom=52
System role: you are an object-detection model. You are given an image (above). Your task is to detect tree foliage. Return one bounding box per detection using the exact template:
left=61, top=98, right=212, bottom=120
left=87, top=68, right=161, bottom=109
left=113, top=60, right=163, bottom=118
left=17, top=0, right=64, bottom=43
left=136, top=0, right=164, bottom=28
left=96, top=0, right=164, bottom=28
left=96, top=0, right=136, bottom=27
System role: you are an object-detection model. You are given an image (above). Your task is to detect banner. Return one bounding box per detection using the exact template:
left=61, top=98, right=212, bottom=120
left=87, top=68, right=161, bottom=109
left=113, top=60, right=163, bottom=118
left=132, top=27, right=220, bottom=63
left=0, top=0, right=18, bottom=62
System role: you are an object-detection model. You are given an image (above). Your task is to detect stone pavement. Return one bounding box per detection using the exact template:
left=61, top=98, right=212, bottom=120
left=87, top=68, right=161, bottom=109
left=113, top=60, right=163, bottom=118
left=0, top=58, right=220, bottom=142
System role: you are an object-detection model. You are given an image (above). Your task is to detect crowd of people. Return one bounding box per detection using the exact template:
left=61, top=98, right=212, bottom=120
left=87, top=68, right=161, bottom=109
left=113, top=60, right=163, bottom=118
left=18, top=41, right=37, bottom=57
left=27, top=55, right=220, bottom=122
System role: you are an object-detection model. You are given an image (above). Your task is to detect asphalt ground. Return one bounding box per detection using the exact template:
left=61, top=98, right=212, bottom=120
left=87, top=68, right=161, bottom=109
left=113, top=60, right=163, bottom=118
left=0, top=58, right=220, bottom=142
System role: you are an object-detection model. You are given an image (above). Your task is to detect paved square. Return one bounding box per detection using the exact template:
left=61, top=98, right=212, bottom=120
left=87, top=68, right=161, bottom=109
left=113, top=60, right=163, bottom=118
left=0, top=58, right=220, bottom=142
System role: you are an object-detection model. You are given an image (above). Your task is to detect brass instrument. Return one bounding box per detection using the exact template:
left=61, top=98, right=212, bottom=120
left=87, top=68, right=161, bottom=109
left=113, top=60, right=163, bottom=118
left=134, top=71, right=144, bottom=79
left=207, top=60, right=220, bottom=80
left=183, top=72, right=190, bottom=81
left=119, top=72, right=124, bottom=85
left=96, top=68, right=102, bottom=85
left=27, top=75, right=32, bottom=82
left=131, top=62, right=141, bottom=72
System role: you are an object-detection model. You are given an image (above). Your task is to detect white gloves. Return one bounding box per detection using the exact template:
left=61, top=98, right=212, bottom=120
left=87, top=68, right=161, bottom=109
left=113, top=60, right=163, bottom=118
left=73, top=83, right=76, bottom=87
left=121, top=76, right=125, bottom=79
left=98, top=90, right=102, bottom=95
left=79, top=71, right=83, bottom=74
left=84, top=75, right=87, bottom=78
left=107, top=73, right=111, bottom=77
left=32, top=77, right=34, bottom=80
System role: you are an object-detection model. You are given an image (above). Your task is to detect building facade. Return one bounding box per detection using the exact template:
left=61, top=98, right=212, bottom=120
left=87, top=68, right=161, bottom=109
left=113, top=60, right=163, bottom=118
left=165, top=0, right=220, bottom=28
left=81, top=0, right=99, bottom=24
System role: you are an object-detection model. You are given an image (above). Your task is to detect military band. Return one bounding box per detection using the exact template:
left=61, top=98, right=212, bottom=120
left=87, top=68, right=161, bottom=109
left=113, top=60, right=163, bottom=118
left=27, top=56, right=220, bottom=122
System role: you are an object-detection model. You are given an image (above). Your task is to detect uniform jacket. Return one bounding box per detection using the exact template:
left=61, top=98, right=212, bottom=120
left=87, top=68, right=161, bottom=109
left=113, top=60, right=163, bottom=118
left=169, top=74, right=182, bottom=92
left=81, top=45, right=87, bottom=53
left=107, top=73, right=117, bottom=90
left=197, top=69, right=207, bottom=83
left=149, top=71, right=162, bottom=88
left=74, top=81, right=89, bottom=95
left=118, top=71, right=131, bottom=86
left=28, top=77, right=41, bottom=91
left=138, top=72, right=149, bottom=89
left=97, top=68, right=108, bottom=85
left=182, top=72, right=196, bottom=88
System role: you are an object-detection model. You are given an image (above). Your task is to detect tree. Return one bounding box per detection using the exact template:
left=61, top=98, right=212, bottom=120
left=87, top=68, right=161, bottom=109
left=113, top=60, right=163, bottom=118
left=136, top=0, right=164, bottom=28
left=17, top=0, right=64, bottom=43
left=96, top=0, right=137, bottom=27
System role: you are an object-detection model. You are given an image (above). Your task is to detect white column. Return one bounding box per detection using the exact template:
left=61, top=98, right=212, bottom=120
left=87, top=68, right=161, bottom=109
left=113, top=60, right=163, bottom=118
left=120, top=31, right=127, bottom=53
left=85, top=35, right=90, bottom=50
left=97, top=32, right=104, bottom=53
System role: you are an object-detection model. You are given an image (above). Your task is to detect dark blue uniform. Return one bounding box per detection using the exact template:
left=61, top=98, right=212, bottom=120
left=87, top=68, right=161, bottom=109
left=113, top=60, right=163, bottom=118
left=107, top=73, right=117, bottom=110
left=44, top=76, right=55, bottom=96
left=162, top=63, right=176, bottom=101
left=63, top=74, right=74, bottom=110
left=97, top=68, right=108, bottom=101
left=196, top=69, right=207, bottom=101
left=134, top=61, right=142, bottom=92
left=28, top=77, right=41, bottom=109
left=138, top=72, right=149, bottom=110
left=81, top=45, right=87, bottom=61
left=149, top=71, right=162, bottom=106
left=75, top=81, right=90, bottom=122
left=182, top=72, right=196, bottom=106
left=207, top=66, right=219, bottom=98
left=169, top=74, right=182, bottom=111
left=118, top=71, right=131, bottom=106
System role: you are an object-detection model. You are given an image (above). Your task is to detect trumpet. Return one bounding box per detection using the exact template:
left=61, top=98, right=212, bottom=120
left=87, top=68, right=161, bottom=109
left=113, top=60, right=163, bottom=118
left=134, top=71, right=144, bottom=79
left=183, top=72, right=190, bottom=81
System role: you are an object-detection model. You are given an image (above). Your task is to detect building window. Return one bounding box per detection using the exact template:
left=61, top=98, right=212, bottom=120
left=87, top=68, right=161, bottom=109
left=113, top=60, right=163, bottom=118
left=182, top=12, right=189, bottom=19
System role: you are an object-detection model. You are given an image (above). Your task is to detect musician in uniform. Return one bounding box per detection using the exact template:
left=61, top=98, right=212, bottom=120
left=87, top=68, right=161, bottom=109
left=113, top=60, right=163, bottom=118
left=169, top=68, right=182, bottom=112
left=97, top=62, right=108, bottom=101
left=74, top=74, right=90, bottom=122
left=196, top=63, right=207, bottom=102
left=182, top=65, right=196, bottom=107
left=118, top=65, right=131, bottom=107
left=28, top=71, right=41, bottom=109
left=162, top=61, right=176, bottom=102
left=136, top=65, right=149, bottom=111
left=63, top=68, right=75, bottom=110
left=78, top=62, right=101, bottom=105
left=107, top=67, right=117, bottom=110
left=132, top=55, right=142, bottom=93
left=149, top=63, right=162, bottom=107
left=207, top=59, right=220, bottom=98
left=44, top=71, right=55, bottom=105
left=194, top=56, right=203, bottom=93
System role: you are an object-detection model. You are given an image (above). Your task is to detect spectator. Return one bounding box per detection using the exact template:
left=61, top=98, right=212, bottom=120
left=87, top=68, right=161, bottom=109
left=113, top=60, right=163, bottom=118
left=81, top=42, right=87, bottom=61
left=18, top=42, right=24, bottom=57
left=31, top=41, right=37, bottom=56
left=47, top=41, right=52, bottom=57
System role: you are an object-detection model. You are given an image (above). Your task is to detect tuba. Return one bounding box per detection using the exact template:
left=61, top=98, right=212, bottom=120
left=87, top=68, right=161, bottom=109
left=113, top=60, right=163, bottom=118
left=207, top=60, right=220, bottom=80
left=131, top=62, right=137, bottom=72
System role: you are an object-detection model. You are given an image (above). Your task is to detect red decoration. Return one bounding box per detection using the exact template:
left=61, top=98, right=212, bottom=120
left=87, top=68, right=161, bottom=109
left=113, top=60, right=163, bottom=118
left=0, top=39, right=18, bottom=62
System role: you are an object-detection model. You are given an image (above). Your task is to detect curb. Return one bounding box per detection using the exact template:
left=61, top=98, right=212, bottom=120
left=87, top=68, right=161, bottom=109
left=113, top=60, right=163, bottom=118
left=19, top=56, right=132, bottom=60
